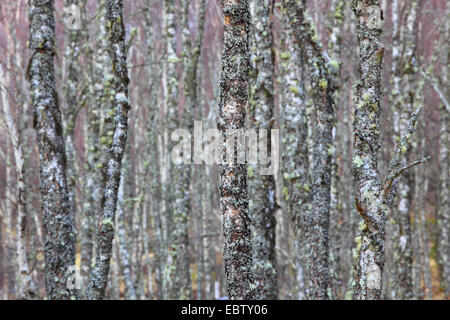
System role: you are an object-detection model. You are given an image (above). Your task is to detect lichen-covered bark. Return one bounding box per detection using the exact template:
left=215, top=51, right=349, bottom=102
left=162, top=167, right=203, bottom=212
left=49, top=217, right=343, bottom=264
left=28, top=0, right=78, bottom=300
left=87, top=0, right=130, bottom=300
left=327, top=0, right=346, bottom=299
left=1, top=67, right=36, bottom=299
left=280, top=3, right=309, bottom=299
left=350, top=0, right=387, bottom=300
left=116, top=154, right=137, bottom=300
left=219, top=0, right=256, bottom=300
left=81, top=0, right=114, bottom=292
left=389, top=0, right=421, bottom=300
left=351, top=0, right=428, bottom=299
left=248, top=0, right=278, bottom=300
left=284, top=0, right=336, bottom=299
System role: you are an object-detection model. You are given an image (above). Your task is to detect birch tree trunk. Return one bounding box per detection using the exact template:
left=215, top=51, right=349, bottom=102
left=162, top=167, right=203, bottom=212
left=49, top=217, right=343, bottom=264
left=0, top=67, right=36, bottom=299
left=87, top=0, right=131, bottom=300
left=219, top=0, right=255, bottom=300
left=327, top=0, right=346, bottom=299
left=279, top=2, right=309, bottom=299
left=351, top=0, right=427, bottom=299
left=437, top=3, right=450, bottom=299
left=390, top=0, right=421, bottom=300
left=248, top=0, right=278, bottom=300
left=162, top=0, right=192, bottom=300
left=28, top=0, right=78, bottom=300
left=284, top=0, right=337, bottom=299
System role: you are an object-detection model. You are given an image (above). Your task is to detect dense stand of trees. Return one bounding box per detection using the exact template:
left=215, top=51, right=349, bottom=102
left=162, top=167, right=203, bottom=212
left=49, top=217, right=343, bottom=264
left=0, top=0, right=448, bottom=300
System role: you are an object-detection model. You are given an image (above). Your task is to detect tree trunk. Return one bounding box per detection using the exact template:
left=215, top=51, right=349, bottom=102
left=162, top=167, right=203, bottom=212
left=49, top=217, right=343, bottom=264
left=219, top=0, right=255, bottom=300
left=248, top=0, right=278, bottom=300
left=28, top=0, right=78, bottom=300
left=87, top=0, right=131, bottom=300
left=284, top=0, right=336, bottom=299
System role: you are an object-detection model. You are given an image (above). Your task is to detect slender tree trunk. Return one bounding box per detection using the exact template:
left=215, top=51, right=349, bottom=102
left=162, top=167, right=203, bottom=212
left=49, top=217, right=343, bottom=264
left=219, top=0, right=255, bottom=300
left=284, top=0, right=336, bottom=299
left=81, top=0, right=114, bottom=292
left=87, top=0, right=131, bottom=300
left=62, top=0, right=87, bottom=219
left=327, top=0, right=346, bottom=299
left=279, top=1, right=309, bottom=299
left=390, top=0, right=421, bottom=300
left=1, top=67, right=36, bottom=299
left=437, top=3, right=450, bottom=299
left=351, top=0, right=428, bottom=299
left=248, top=0, right=278, bottom=300
left=162, top=0, right=192, bottom=300
left=28, top=0, right=78, bottom=300
left=116, top=155, right=137, bottom=300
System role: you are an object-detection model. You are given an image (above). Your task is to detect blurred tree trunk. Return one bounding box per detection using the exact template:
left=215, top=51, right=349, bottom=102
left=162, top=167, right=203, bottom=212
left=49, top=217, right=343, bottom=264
left=327, top=0, right=346, bottom=299
left=389, top=0, right=421, bottom=300
left=284, top=0, right=336, bottom=299
left=437, top=3, right=450, bottom=299
left=62, top=0, right=87, bottom=219
left=162, top=0, right=192, bottom=300
left=279, top=1, right=309, bottom=299
left=1, top=67, right=36, bottom=299
left=248, top=0, right=278, bottom=300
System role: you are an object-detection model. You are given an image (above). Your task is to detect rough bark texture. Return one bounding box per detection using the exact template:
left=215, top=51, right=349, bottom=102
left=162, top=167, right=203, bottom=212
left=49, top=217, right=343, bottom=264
left=350, top=0, right=387, bottom=300
left=219, top=0, right=255, bottom=300
left=248, top=0, right=278, bottom=300
left=28, top=0, right=78, bottom=300
left=87, top=0, right=130, bottom=300
left=351, top=0, right=428, bottom=300
left=284, top=0, right=336, bottom=299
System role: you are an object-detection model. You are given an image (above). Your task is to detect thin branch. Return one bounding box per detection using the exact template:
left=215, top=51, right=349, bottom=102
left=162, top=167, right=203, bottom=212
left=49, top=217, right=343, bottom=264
left=382, top=104, right=429, bottom=198
left=420, top=69, right=449, bottom=112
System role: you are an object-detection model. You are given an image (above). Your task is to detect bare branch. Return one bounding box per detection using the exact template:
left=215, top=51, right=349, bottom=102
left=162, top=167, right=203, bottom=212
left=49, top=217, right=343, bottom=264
left=383, top=105, right=429, bottom=198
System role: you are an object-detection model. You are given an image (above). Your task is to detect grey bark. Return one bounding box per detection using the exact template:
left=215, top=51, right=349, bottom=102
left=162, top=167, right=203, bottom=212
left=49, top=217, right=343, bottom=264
left=389, top=0, right=421, bottom=300
left=284, top=0, right=337, bottom=299
left=87, top=0, right=131, bottom=300
left=28, top=0, right=78, bottom=300
left=1, top=67, right=36, bottom=299
left=279, top=1, right=309, bottom=300
left=351, top=0, right=428, bottom=300
left=248, top=0, right=278, bottom=300
left=219, top=0, right=256, bottom=300
left=162, top=0, right=192, bottom=300
left=327, top=0, right=346, bottom=299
